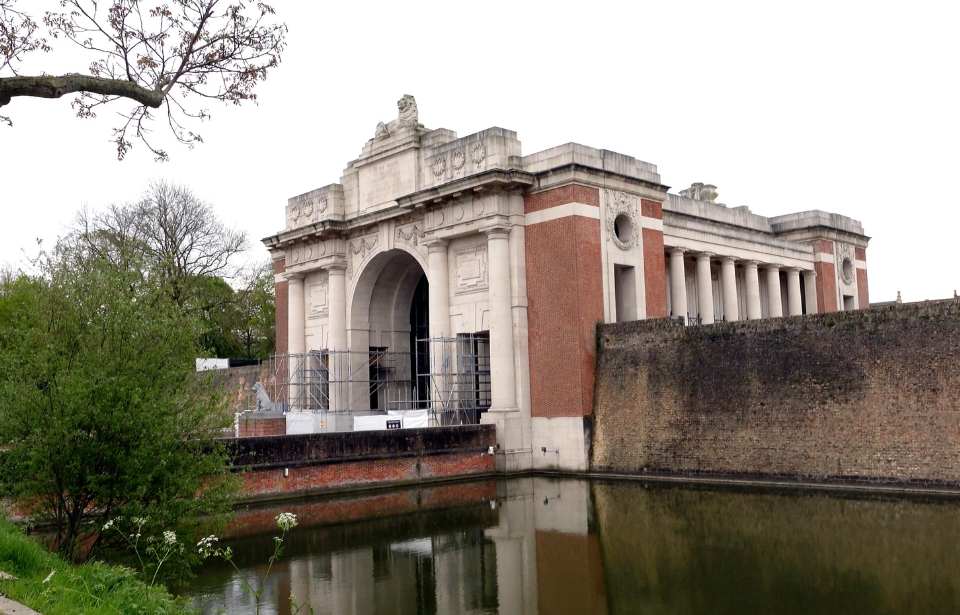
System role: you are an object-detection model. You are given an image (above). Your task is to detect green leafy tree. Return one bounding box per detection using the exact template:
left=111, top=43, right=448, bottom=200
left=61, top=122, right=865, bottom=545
left=0, top=241, right=237, bottom=564
left=232, top=259, right=275, bottom=360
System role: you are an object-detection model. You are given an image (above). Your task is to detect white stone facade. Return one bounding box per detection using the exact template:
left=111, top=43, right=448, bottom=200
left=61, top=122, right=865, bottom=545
left=263, top=96, right=870, bottom=472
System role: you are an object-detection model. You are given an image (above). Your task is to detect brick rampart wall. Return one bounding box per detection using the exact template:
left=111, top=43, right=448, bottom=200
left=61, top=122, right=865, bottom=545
left=525, top=185, right=604, bottom=418
left=591, top=300, right=960, bottom=485
left=238, top=414, right=286, bottom=437
left=222, top=425, right=496, bottom=499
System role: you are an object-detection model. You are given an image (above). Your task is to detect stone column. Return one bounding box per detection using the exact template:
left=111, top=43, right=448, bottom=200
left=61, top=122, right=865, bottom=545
left=744, top=261, right=762, bottom=320
left=695, top=253, right=715, bottom=325
left=426, top=240, right=451, bottom=339
left=286, top=273, right=305, bottom=355
left=720, top=257, right=739, bottom=322
left=669, top=248, right=687, bottom=323
left=486, top=228, right=517, bottom=412
left=766, top=265, right=783, bottom=318
left=286, top=273, right=305, bottom=411
left=803, top=269, right=819, bottom=314
left=786, top=268, right=803, bottom=316
left=325, top=264, right=348, bottom=413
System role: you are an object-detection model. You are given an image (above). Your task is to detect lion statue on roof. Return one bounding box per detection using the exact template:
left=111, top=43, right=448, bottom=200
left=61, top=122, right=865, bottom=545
left=375, top=95, right=419, bottom=139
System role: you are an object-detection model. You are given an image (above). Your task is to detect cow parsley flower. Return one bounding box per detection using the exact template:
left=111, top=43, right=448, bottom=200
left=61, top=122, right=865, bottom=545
left=163, top=531, right=177, bottom=547
left=42, top=569, right=56, bottom=584
left=197, top=535, right=219, bottom=558
left=276, top=512, right=298, bottom=531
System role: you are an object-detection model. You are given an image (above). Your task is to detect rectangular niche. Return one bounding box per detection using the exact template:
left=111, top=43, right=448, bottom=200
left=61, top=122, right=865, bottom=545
left=308, top=280, right=329, bottom=319
left=454, top=245, right=489, bottom=295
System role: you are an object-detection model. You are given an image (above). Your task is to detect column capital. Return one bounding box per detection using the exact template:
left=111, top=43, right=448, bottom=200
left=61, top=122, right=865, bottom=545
left=668, top=246, right=687, bottom=255
left=803, top=268, right=818, bottom=277
left=321, top=262, right=347, bottom=274
left=695, top=252, right=715, bottom=261
left=720, top=255, right=738, bottom=264
left=483, top=225, right=511, bottom=240
left=785, top=266, right=803, bottom=274
left=282, top=271, right=305, bottom=282
left=763, top=263, right=782, bottom=272
left=742, top=259, right=761, bottom=268
left=423, top=238, right=450, bottom=252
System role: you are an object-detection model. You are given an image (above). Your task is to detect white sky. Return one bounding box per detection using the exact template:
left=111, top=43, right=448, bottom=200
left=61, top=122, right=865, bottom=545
left=2, top=0, right=958, bottom=302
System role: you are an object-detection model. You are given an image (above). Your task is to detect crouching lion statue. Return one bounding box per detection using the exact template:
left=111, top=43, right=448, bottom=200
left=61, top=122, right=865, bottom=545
left=252, top=382, right=279, bottom=412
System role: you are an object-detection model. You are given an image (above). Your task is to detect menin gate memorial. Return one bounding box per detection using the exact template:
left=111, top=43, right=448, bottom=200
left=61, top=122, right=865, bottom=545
left=263, top=95, right=870, bottom=471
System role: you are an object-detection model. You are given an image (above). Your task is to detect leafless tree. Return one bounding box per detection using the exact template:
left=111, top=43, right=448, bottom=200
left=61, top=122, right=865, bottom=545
left=0, top=0, right=286, bottom=160
left=72, top=179, right=248, bottom=302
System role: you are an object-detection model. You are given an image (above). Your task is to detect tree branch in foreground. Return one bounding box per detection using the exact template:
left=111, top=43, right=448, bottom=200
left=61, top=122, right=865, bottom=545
left=0, top=73, right=164, bottom=108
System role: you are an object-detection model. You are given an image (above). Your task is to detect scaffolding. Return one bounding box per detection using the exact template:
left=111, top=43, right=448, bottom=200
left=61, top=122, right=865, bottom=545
left=264, top=334, right=491, bottom=432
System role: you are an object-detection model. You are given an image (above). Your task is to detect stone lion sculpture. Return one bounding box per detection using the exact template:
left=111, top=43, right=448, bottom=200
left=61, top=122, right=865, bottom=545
left=375, top=95, right=419, bottom=139
left=252, top=382, right=277, bottom=412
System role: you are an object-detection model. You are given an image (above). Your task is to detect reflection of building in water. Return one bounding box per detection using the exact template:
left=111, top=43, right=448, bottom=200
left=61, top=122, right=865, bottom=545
left=240, top=479, right=608, bottom=615
left=265, top=94, right=871, bottom=474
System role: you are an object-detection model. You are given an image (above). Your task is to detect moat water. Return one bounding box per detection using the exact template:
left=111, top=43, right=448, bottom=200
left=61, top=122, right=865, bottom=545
left=177, top=478, right=960, bottom=614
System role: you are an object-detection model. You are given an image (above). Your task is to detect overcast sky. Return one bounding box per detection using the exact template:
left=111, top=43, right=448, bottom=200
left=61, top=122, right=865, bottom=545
left=2, top=1, right=957, bottom=302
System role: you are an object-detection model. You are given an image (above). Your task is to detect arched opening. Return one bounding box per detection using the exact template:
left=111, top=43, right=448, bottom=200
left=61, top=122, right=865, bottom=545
left=348, top=248, right=430, bottom=415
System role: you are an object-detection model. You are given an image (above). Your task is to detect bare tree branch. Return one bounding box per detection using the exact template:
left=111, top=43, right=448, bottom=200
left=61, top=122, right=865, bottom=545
left=0, top=0, right=286, bottom=160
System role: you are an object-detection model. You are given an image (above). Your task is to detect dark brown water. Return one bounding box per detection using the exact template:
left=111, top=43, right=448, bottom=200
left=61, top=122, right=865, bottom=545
left=177, top=478, right=960, bottom=614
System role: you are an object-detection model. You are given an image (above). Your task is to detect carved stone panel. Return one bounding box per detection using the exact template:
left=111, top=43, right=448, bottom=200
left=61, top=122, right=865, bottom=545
left=395, top=222, right=426, bottom=246
left=604, top=189, right=639, bottom=250
left=837, top=242, right=856, bottom=285
left=347, top=234, right=379, bottom=279
left=454, top=246, right=489, bottom=295
left=308, top=280, right=329, bottom=319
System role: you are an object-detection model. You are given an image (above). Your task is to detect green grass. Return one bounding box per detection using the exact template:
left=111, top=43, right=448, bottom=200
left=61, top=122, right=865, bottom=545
left=0, top=519, right=194, bottom=615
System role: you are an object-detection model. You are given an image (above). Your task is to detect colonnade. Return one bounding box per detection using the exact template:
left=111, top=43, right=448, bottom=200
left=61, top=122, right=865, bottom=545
left=668, top=248, right=818, bottom=324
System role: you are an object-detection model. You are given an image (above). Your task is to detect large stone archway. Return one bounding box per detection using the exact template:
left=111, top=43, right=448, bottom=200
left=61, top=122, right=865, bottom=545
left=345, top=248, right=429, bottom=412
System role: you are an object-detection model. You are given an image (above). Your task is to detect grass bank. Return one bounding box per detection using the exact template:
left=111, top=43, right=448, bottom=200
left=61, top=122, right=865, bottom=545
left=0, top=519, right=193, bottom=615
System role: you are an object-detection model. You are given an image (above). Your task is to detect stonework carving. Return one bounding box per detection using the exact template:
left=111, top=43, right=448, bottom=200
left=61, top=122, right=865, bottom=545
left=679, top=182, right=719, bottom=202
left=838, top=242, right=856, bottom=284
left=396, top=223, right=426, bottom=246
left=604, top=189, right=639, bottom=250
left=454, top=245, right=489, bottom=295
left=290, top=203, right=301, bottom=223
left=347, top=234, right=379, bottom=278
left=308, top=280, right=329, bottom=319
left=452, top=149, right=465, bottom=171
left=301, top=200, right=313, bottom=218
left=432, top=156, right=446, bottom=178
left=375, top=95, right=419, bottom=139
left=472, top=140, right=485, bottom=167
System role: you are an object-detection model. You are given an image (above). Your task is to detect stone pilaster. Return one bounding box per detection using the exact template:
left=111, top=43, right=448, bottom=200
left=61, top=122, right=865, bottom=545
left=803, top=269, right=819, bottom=314
left=425, top=239, right=451, bottom=339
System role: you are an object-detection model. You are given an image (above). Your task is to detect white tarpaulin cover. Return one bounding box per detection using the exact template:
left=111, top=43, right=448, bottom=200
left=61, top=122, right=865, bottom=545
left=388, top=409, right=429, bottom=428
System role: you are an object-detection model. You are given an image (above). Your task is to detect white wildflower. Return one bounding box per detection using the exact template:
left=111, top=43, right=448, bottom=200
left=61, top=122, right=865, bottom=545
left=163, top=530, right=177, bottom=547
left=275, top=512, right=298, bottom=531
left=132, top=517, right=147, bottom=526
left=197, top=535, right=219, bottom=557
left=101, top=519, right=115, bottom=531
left=42, top=569, right=56, bottom=584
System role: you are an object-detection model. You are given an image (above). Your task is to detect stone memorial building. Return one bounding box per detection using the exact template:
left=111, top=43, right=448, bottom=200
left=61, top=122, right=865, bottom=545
left=262, top=95, right=870, bottom=471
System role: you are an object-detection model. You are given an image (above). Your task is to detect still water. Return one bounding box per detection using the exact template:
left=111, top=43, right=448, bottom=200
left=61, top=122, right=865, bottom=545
left=177, top=478, right=960, bottom=614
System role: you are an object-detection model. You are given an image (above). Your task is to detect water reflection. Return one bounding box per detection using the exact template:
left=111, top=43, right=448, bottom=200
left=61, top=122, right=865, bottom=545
left=179, top=478, right=960, bottom=614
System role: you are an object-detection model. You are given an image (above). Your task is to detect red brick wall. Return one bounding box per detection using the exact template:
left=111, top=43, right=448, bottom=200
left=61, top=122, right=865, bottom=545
left=810, top=239, right=834, bottom=255
left=640, top=199, right=667, bottom=318
left=238, top=451, right=494, bottom=499
left=857, top=268, right=869, bottom=308
left=815, top=261, right=838, bottom=313
left=642, top=228, right=667, bottom=318
left=524, top=184, right=600, bottom=213
left=274, top=258, right=288, bottom=356
left=239, top=416, right=286, bottom=437
left=525, top=185, right=604, bottom=418
left=855, top=247, right=867, bottom=261
left=640, top=198, right=662, bottom=220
